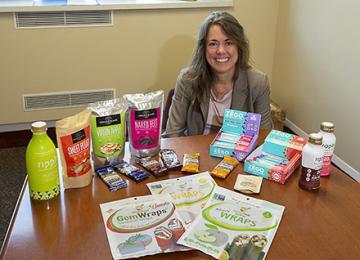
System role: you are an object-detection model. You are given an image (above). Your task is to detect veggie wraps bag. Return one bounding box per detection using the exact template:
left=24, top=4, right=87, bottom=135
left=178, top=186, right=284, bottom=260
left=56, top=108, right=93, bottom=189
left=100, top=194, right=189, bottom=259
left=147, top=172, right=217, bottom=227
left=124, top=90, right=163, bottom=158
left=89, top=98, right=127, bottom=169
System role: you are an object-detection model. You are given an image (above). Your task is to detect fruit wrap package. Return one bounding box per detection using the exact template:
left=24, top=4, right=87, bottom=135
left=177, top=186, right=284, bottom=260
left=147, top=172, right=217, bottom=227
left=89, top=98, right=127, bottom=169
left=124, top=90, right=163, bottom=158
left=100, top=194, right=189, bottom=259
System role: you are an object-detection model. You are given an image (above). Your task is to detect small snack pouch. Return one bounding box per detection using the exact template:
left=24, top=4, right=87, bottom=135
left=100, top=194, right=188, bottom=259
left=56, top=108, right=93, bottom=189
left=159, top=149, right=182, bottom=170
left=177, top=186, right=285, bottom=260
left=113, top=160, right=150, bottom=182
left=181, top=153, right=200, bottom=173
left=124, top=90, right=163, bottom=158
left=210, top=155, right=239, bottom=179
left=147, top=172, right=217, bottom=227
left=234, top=174, right=263, bottom=194
left=95, top=166, right=127, bottom=192
left=89, top=98, right=127, bottom=169
left=137, top=157, right=168, bottom=177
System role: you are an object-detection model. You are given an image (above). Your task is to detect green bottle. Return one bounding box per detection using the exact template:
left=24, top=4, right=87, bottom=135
left=26, top=121, right=60, bottom=200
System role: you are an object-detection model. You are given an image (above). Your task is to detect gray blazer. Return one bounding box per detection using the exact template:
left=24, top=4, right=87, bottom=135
left=164, top=68, right=272, bottom=137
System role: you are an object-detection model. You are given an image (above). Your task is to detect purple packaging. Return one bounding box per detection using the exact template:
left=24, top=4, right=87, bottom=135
left=210, top=109, right=261, bottom=161
left=124, top=90, right=164, bottom=158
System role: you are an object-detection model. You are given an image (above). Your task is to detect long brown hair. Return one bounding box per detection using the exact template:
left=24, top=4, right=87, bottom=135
left=185, top=11, right=250, bottom=102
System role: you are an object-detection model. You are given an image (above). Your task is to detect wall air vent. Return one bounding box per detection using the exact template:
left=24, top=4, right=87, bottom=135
left=14, top=10, right=113, bottom=29
left=23, top=89, right=115, bottom=111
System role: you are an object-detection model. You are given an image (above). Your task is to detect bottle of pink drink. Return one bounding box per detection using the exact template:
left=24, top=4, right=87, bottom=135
left=319, top=122, right=336, bottom=177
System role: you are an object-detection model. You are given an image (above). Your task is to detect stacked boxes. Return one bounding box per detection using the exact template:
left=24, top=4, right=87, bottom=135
left=210, top=109, right=261, bottom=161
left=244, top=130, right=307, bottom=184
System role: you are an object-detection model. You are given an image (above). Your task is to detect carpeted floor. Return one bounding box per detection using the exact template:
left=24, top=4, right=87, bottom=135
left=0, top=146, right=27, bottom=249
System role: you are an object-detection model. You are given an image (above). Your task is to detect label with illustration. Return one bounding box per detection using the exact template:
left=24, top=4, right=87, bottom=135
left=60, top=126, right=91, bottom=177
left=92, top=114, right=125, bottom=157
left=147, top=172, right=217, bottom=227
left=177, top=186, right=284, bottom=260
left=100, top=194, right=189, bottom=259
left=130, top=107, right=161, bottom=150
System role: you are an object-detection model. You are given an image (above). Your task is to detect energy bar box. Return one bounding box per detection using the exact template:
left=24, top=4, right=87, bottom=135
left=210, top=109, right=261, bottom=161
left=263, top=129, right=307, bottom=159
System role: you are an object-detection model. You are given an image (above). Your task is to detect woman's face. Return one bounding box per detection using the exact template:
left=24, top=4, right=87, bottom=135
left=206, top=24, right=238, bottom=78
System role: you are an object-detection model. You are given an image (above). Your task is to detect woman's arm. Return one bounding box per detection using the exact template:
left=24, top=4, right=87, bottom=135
left=254, top=74, right=273, bottom=129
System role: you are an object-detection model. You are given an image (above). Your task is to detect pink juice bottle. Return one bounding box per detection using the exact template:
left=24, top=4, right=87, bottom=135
left=319, top=122, right=336, bottom=177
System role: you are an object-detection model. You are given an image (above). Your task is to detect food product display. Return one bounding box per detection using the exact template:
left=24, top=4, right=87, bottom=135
left=147, top=172, right=216, bottom=227
left=124, top=90, right=163, bottom=158
left=137, top=156, right=168, bottom=177
left=99, top=194, right=188, bottom=259
left=210, top=155, right=239, bottom=179
left=181, top=153, right=200, bottom=173
left=178, top=186, right=284, bottom=259
left=89, top=98, right=127, bottom=169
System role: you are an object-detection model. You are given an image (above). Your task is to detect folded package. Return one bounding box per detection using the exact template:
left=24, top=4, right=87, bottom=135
left=210, top=109, right=261, bottom=161
left=244, top=130, right=307, bottom=184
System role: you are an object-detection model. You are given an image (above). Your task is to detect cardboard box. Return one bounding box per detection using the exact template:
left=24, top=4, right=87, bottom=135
left=209, top=109, right=261, bottom=161
left=244, top=145, right=302, bottom=184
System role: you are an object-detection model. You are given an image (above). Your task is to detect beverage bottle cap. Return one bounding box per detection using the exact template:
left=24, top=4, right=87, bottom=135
left=31, top=121, right=47, bottom=133
left=308, top=133, right=322, bottom=145
left=320, top=122, right=334, bottom=132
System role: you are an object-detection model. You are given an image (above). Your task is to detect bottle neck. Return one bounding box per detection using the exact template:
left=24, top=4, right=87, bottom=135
left=32, top=131, right=47, bottom=137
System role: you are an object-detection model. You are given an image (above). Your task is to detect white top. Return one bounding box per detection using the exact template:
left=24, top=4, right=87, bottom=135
left=203, top=89, right=233, bottom=135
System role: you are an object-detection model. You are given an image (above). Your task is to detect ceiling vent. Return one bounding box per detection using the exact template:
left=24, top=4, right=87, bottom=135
left=14, top=10, right=113, bottom=29
left=23, top=89, right=115, bottom=111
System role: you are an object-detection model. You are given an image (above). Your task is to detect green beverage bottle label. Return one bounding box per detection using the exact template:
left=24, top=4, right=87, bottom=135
left=26, top=134, right=60, bottom=200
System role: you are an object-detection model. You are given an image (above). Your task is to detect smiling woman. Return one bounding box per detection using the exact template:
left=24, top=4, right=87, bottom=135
left=164, top=11, right=273, bottom=138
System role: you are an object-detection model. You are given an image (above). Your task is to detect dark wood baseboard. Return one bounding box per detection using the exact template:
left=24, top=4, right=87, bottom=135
left=0, top=128, right=57, bottom=149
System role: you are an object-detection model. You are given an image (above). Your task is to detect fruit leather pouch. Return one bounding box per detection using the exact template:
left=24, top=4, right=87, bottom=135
left=124, top=90, right=163, bottom=158
left=56, top=108, right=93, bottom=189
left=147, top=172, right=217, bottom=227
left=89, top=98, right=127, bottom=169
left=99, top=194, right=189, bottom=259
left=177, top=186, right=284, bottom=260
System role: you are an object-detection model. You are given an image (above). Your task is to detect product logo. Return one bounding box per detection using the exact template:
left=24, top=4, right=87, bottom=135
left=135, top=109, right=157, bottom=120
left=96, top=114, right=121, bottom=127
left=106, top=200, right=175, bottom=233
left=71, top=129, right=86, bottom=143
left=202, top=202, right=278, bottom=231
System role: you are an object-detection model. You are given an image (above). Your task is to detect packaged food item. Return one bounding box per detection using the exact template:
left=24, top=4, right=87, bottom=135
left=113, top=160, right=150, bottom=182
left=234, top=174, right=263, bottom=194
left=124, top=90, right=163, bottom=158
left=299, top=133, right=324, bottom=191
left=25, top=121, right=60, bottom=200
left=147, top=172, right=217, bottom=227
left=181, top=153, right=200, bottom=173
left=177, top=186, right=284, bottom=260
left=99, top=194, right=189, bottom=259
left=137, top=157, right=168, bottom=177
left=210, top=155, right=239, bottom=179
left=95, top=166, right=128, bottom=191
left=159, top=149, right=182, bottom=170
left=318, top=122, right=336, bottom=177
left=89, top=98, right=127, bottom=169
left=56, top=109, right=93, bottom=189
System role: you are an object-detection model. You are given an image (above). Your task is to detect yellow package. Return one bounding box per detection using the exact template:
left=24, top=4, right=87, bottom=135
left=211, top=156, right=239, bottom=179
left=181, top=153, right=200, bottom=173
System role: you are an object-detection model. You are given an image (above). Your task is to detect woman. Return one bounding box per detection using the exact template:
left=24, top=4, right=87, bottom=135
left=164, top=11, right=272, bottom=137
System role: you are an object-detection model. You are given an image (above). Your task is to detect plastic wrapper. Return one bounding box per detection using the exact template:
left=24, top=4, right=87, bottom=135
left=137, top=157, right=168, bottom=177
left=159, top=149, right=182, bottom=170
left=210, top=155, right=239, bottom=179
left=181, top=153, right=200, bottom=173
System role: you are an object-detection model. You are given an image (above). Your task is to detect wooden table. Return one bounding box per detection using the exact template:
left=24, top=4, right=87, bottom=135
left=1, top=130, right=360, bottom=259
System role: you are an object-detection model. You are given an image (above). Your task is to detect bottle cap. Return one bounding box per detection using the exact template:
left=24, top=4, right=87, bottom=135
left=320, top=122, right=334, bottom=133
left=31, top=121, right=47, bottom=133
left=308, top=133, right=322, bottom=145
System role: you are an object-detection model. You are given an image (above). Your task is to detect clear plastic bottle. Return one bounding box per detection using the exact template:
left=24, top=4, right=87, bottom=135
left=299, top=133, right=324, bottom=191
left=319, top=122, right=336, bottom=177
left=25, top=121, right=60, bottom=200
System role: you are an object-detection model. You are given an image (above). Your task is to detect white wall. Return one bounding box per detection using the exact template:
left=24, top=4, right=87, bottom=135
left=272, top=0, right=360, bottom=176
